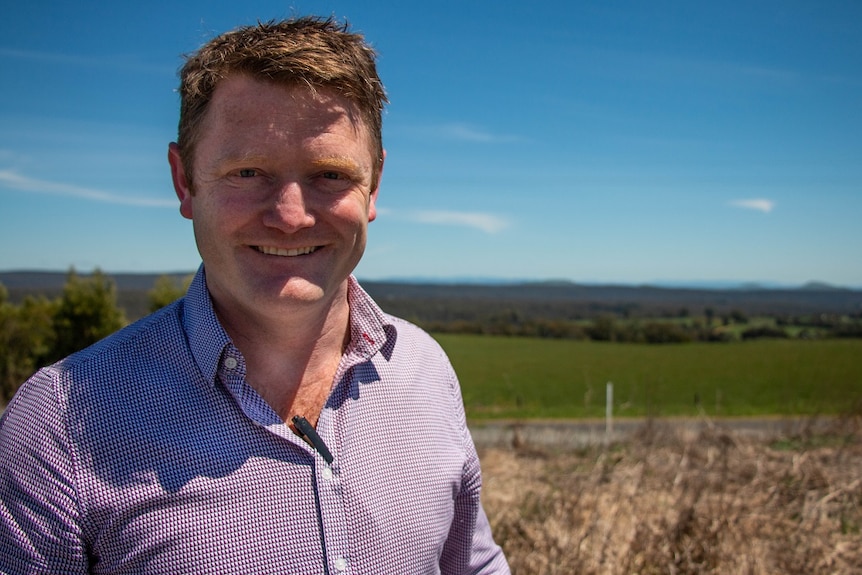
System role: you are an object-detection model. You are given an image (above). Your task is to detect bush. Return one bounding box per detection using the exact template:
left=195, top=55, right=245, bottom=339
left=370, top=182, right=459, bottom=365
left=741, top=326, right=789, bottom=340
left=642, top=321, right=692, bottom=344
left=586, top=315, right=618, bottom=342
left=831, top=322, right=862, bottom=338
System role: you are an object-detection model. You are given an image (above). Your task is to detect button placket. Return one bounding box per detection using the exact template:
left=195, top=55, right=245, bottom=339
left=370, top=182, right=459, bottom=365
left=314, top=401, right=353, bottom=575
left=315, top=458, right=351, bottom=574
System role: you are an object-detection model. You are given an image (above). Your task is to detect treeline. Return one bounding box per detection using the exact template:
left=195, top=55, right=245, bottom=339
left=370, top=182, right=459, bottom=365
left=0, top=271, right=189, bottom=403
left=410, top=309, right=862, bottom=344
left=369, top=291, right=862, bottom=343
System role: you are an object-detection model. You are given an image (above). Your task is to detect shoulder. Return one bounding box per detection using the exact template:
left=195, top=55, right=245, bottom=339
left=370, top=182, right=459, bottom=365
left=59, top=300, right=186, bottom=371
left=4, top=301, right=188, bottom=422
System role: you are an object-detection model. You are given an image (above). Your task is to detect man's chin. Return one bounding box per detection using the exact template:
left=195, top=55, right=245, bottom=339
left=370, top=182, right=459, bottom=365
left=275, top=284, right=325, bottom=304
left=271, top=276, right=343, bottom=305
left=212, top=272, right=346, bottom=313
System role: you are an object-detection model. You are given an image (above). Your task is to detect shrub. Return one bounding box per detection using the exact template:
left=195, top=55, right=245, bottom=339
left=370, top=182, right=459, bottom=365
left=741, top=326, right=789, bottom=340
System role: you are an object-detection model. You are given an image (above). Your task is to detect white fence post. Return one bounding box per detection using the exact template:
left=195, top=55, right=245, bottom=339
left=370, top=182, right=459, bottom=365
left=606, top=381, right=614, bottom=443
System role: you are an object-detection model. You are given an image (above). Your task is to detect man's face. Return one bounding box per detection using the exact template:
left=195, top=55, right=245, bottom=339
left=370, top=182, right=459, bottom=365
left=169, top=75, right=381, bottom=319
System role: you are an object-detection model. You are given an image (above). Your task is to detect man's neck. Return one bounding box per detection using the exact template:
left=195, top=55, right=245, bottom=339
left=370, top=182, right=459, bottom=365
left=212, top=285, right=352, bottom=424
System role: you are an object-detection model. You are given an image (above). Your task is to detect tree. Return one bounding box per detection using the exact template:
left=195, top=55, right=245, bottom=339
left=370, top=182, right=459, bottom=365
left=148, top=274, right=193, bottom=313
left=0, top=285, right=57, bottom=402
left=740, top=325, right=789, bottom=340
left=704, top=307, right=715, bottom=326
left=728, top=309, right=749, bottom=324
left=642, top=321, right=692, bottom=344
left=586, top=315, right=618, bottom=342
left=48, top=269, right=126, bottom=362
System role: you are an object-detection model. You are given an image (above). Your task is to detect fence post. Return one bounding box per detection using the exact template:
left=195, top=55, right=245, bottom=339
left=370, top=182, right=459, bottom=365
left=606, top=381, right=614, bottom=444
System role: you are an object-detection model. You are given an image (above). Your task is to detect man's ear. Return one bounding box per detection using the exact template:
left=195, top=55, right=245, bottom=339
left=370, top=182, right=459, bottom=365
left=168, top=143, right=194, bottom=220
left=368, top=150, right=385, bottom=222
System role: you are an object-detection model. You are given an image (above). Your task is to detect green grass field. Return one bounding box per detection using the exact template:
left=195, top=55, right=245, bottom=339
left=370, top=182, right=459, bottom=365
left=432, top=334, right=862, bottom=420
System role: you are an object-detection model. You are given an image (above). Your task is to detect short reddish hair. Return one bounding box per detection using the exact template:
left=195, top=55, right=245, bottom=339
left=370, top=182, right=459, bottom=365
left=176, top=16, right=387, bottom=189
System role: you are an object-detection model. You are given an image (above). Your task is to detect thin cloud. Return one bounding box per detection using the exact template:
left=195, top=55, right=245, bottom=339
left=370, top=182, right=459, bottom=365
left=405, top=122, right=520, bottom=143
left=0, top=169, right=175, bottom=208
left=591, top=46, right=800, bottom=84
left=408, top=209, right=509, bottom=234
left=0, top=47, right=172, bottom=75
left=439, top=123, right=513, bottom=143
left=0, top=47, right=102, bottom=66
left=729, top=198, right=776, bottom=214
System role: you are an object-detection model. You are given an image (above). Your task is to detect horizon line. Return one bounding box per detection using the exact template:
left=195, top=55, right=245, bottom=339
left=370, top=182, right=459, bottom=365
left=0, top=268, right=858, bottom=291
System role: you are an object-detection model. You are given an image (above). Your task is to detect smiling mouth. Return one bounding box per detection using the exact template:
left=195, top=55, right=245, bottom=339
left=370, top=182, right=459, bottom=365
left=255, top=245, right=319, bottom=257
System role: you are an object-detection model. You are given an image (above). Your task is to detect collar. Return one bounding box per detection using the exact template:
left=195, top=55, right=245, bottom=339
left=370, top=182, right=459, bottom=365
left=182, top=266, right=233, bottom=387
left=182, top=267, right=395, bottom=387
left=344, top=274, right=393, bottom=364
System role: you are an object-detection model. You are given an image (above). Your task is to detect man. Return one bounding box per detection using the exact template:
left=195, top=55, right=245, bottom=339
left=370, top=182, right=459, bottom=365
left=0, top=17, right=510, bottom=574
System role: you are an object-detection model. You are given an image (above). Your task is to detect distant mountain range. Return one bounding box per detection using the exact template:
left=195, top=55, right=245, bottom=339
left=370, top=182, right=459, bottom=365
left=0, top=270, right=197, bottom=291
left=375, top=276, right=858, bottom=291
left=3, top=270, right=860, bottom=322
left=1, top=269, right=857, bottom=292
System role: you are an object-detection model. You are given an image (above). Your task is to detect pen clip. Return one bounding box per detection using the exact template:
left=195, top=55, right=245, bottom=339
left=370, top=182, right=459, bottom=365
left=291, top=415, right=334, bottom=464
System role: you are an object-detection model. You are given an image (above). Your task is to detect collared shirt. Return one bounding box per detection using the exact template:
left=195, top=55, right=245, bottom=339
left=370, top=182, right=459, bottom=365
left=0, top=268, right=509, bottom=574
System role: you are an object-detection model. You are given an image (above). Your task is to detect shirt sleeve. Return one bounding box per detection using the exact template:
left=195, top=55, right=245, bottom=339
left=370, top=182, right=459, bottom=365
left=438, top=434, right=511, bottom=575
left=0, top=368, right=90, bottom=574
left=438, top=360, right=510, bottom=575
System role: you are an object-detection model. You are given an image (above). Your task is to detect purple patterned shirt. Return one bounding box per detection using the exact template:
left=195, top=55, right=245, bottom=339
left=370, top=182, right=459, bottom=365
left=0, top=269, right=509, bottom=574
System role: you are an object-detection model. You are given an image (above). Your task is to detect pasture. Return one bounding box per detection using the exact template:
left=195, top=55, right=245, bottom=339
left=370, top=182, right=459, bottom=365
left=433, top=335, right=862, bottom=420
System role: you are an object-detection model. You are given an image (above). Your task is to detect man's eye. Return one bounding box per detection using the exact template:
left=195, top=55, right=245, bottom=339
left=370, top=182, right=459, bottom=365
left=238, top=169, right=257, bottom=178
left=321, top=171, right=342, bottom=180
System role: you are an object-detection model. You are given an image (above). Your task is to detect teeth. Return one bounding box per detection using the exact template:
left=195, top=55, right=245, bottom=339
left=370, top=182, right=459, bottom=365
left=257, top=246, right=317, bottom=257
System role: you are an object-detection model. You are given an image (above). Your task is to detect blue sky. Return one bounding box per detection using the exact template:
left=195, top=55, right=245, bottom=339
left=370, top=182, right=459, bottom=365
left=1, top=1, right=860, bottom=287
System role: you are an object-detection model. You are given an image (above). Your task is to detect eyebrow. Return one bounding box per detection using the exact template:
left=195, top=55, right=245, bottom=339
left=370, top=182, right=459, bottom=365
left=310, top=156, right=366, bottom=174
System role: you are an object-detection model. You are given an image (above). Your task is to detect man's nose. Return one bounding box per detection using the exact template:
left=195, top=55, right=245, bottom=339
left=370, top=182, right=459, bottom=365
left=263, top=180, right=315, bottom=231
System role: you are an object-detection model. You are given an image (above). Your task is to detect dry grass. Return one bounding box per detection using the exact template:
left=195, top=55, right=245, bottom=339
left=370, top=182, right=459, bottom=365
left=480, top=417, right=862, bottom=574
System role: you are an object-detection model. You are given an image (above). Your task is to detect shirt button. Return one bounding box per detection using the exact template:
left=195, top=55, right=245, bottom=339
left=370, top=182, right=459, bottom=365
left=334, top=557, right=348, bottom=571
left=224, top=357, right=238, bottom=370
left=321, top=466, right=333, bottom=480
